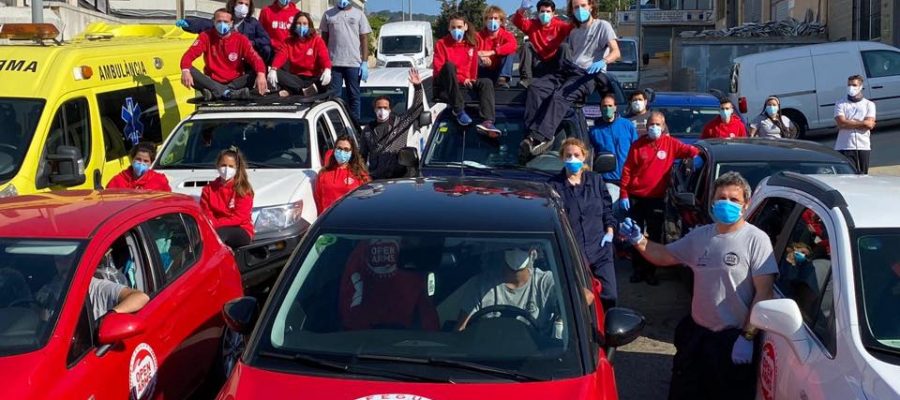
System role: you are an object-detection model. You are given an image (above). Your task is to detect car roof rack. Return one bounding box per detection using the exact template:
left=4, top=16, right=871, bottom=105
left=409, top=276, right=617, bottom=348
left=191, top=90, right=337, bottom=113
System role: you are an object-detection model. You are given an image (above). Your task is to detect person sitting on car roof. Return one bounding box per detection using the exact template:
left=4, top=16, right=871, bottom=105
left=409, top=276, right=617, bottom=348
left=180, top=8, right=268, bottom=100
left=106, top=142, right=171, bottom=192
left=589, top=94, right=638, bottom=203
left=314, top=135, right=370, bottom=214
left=512, top=0, right=574, bottom=85
left=359, top=69, right=425, bottom=180
left=267, top=11, right=332, bottom=97
left=201, top=148, right=255, bottom=249
left=476, top=5, right=518, bottom=89
left=433, top=13, right=502, bottom=137
left=176, top=0, right=273, bottom=64
left=456, top=247, right=558, bottom=334
left=624, top=90, right=652, bottom=136
left=701, top=98, right=747, bottom=139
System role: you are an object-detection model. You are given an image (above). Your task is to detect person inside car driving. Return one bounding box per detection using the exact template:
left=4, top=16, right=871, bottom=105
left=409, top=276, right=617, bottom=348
left=456, top=247, right=558, bottom=334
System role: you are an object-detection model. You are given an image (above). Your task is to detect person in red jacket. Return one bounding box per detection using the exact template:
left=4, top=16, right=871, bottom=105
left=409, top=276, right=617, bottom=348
left=181, top=8, right=268, bottom=100
left=106, top=142, right=171, bottom=192
left=201, top=147, right=255, bottom=248
left=620, top=111, right=700, bottom=285
left=259, top=0, right=299, bottom=51
left=314, top=135, right=370, bottom=214
left=477, top=6, right=518, bottom=88
left=512, top=0, right=573, bottom=83
left=701, top=99, right=748, bottom=139
left=433, top=13, right=501, bottom=137
left=268, top=11, right=333, bottom=96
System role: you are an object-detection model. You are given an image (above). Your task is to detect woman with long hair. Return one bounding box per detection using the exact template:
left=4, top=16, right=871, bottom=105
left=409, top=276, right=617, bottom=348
left=267, top=11, right=333, bottom=97
left=314, top=135, right=370, bottom=214
left=201, top=147, right=255, bottom=248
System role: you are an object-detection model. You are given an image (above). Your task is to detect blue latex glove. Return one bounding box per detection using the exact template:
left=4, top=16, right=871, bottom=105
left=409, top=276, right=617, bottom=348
left=586, top=60, right=607, bottom=75
left=619, top=197, right=630, bottom=211
left=359, top=62, right=369, bottom=81
left=601, top=232, right=614, bottom=247
left=619, top=218, right=644, bottom=245
left=175, top=19, right=189, bottom=29
left=693, top=156, right=704, bottom=169
left=731, top=336, right=754, bottom=364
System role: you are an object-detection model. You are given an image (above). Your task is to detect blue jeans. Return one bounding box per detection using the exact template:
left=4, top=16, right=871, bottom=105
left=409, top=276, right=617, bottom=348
left=330, top=66, right=361, bottom=122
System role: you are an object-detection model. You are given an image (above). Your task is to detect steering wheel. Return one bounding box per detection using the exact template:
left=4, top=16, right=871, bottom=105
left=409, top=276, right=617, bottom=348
left=467, top=305, right=540, bottom=333
left=0, top=144, right=17, bottom=152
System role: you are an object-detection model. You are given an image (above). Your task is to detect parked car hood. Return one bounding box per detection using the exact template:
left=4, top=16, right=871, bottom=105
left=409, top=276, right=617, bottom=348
left=160, top=169, right=312, bottom=208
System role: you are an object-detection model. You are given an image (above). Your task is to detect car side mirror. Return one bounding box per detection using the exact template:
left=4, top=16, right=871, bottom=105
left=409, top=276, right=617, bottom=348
left=398, top=146, right=420, bottom=168
left=593, top=152, right=616, bottom=173
left=642, top=53, right=650, bottom=66
left=673, top=192, right=696, bottom=206
left=418, top=111, right=432, bottom=128
left=604, top=307, right=645, bottom=348
left=750, top=299, right=811, bottom=362
left=223, top=296, right=259, bottom=335
left=98, top=312, right=146, bottom=345
left=48, top=145, right=86, bottom=186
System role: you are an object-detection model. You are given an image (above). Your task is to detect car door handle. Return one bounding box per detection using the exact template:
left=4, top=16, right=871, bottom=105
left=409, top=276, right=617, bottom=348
left=872, top=85, right=884, bottom=89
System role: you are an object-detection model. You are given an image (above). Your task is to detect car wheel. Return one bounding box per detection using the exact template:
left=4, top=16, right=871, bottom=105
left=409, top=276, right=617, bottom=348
left=220, top=327, right=244, bottom=379
left=781, top=109, right=807, bottom=139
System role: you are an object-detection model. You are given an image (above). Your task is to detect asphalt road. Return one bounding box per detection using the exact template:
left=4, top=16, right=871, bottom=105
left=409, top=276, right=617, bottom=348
left=807, top=122, right=900, bottom=173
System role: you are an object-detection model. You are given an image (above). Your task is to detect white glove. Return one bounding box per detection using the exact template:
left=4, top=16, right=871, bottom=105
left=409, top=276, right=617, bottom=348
left=267, top=69, right=278, bottom=88
left=320, top=68, right=332, bottom=86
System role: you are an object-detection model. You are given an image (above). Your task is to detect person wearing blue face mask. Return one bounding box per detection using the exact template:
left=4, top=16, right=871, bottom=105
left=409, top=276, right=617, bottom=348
left=701, top=98, right=747, bottom=139
left=320, top=0, right=372, bottom=122
left=588, top=94, right=638, bottom=205
left=749, top=96, right=797, bottom=139
left=513, top=0, right=574, bottom=85
left=521, top=0, right=621, bottom=164
left=259, top=0, right=299, bottom=52
left=619, top=171, right=777, bottom=400
left=477, top=6, right=517, bottom=90
left=314, top=135, right=370, bottom=214
left=546, top=138, right=618, bottom=310
left=268, top=11, right=333, bottom=97
left=107, top=142, right=171, bottom=191
left=176, top=0, right=272, bottom=63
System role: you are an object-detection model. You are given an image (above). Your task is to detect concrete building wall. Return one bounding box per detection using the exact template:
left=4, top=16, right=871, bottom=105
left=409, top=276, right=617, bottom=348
left=827, top=0, right=854, bottom=41
left=761, top=0, right=825, bottom=22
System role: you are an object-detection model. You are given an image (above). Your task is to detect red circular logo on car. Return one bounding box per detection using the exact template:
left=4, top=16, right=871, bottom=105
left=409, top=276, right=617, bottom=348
left=759, top=341, right=777, bottom=400
left=129, top=343, right=158, bottom=400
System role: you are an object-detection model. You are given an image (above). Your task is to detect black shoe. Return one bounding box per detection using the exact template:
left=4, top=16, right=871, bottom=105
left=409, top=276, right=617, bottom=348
left=201, top=89, right=214, bottom=101
left=497, top=77, right=511, bottom=89
left=302, top=84, right=318, bottom=96
left=230, top=88, right=251, bottom=100
left=629, top=274, right=643, bottom=283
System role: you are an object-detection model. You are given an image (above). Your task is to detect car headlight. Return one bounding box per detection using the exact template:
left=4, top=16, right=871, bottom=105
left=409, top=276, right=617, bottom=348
left=252, top=201, right=304, bottom=235
left=0, top=184, right=17, bottom=198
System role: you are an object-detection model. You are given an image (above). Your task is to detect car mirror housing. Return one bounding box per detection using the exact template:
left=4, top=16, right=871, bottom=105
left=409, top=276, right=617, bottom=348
left=223, top=296, right=259, bottom=335
left=418, top=110, right=432, bottom=128
left=98, top=312, right=147, bottom=345
left=593, top=152, right=617, bottom=174
left=604, top=307, right=645, bottom=348
left=750, top=299, right=811, bottom=362
left=47, top=145, right=86, bottom=186
left=398, top=147, right=420, bottom=168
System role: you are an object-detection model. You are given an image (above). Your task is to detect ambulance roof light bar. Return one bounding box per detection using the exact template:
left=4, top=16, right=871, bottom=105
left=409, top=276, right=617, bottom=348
left=0, top=23, right=61, bottom=45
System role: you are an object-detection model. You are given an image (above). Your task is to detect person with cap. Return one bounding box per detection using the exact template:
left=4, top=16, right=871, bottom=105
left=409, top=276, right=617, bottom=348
left=619, top=171, right=777, bottom=400
left=176, top=0, right=273, bottom=63
left=546, top=137, right=618, bottom=309
left=106, top=142, right=171, bottom=192
left=259, top=0, right=300, bottom=52
left=749, top=95, right=797, bottom=139
left=834, top=74, right=877, bottom=174
left=701, top=98, right=747, bottom=139
left=267, top=11, right=332, bottom=96
left=477, top=5, right=518, bottom=89
left=180, top=8, right=268, bottom=100
left=320, top=0, right=372, bottom=122
left=620, top=111, right=700, bottom=285
left=589, top=94, right=638, bottom=204
left=512, top=0, right=574, bottom=85
left=625, top=90, right=652, bottom=136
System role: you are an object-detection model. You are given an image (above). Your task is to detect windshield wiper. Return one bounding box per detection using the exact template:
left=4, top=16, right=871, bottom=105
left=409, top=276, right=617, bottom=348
left=427, top=161, right=500, bottom=176
left=159, top=162, right=213, bottom=169
left=491, top=163, right=553, bottom=176
left=245, top=161, right=283, bottom=169
left=355, top=354, right=543, bottom=382
left=258, top=351, right=447, bottom=382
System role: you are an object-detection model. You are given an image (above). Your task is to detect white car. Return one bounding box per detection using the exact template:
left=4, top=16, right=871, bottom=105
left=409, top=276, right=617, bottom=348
left=153, top=97, right=358, bottom=290
left=745, top=172, right=900, bottom=400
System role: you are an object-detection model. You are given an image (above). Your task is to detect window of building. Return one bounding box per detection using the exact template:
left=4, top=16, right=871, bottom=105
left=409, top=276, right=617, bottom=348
left=859, top=0, right=882, bottom=40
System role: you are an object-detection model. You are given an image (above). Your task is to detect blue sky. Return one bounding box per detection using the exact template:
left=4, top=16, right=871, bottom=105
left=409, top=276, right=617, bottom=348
left=364, top=0, right=569, bottom=15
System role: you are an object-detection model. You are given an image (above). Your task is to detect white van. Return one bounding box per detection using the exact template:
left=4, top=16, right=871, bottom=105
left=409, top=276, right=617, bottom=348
left=376, top=21, right=434, bottom=69
left=730, top=41, right=900, bottom=137
left=359, top=68, right=444, bottom=154
left=607, top=36, right=639, bottom=91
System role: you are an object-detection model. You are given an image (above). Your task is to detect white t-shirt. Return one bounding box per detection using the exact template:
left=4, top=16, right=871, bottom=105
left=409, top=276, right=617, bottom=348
left=834, top=97, right=876, bottom=150
left=750, top=114, right=793, bottom=139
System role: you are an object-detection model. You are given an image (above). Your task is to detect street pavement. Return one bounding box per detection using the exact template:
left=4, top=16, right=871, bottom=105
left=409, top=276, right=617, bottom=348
left=808, top=123, right=900, bottom=176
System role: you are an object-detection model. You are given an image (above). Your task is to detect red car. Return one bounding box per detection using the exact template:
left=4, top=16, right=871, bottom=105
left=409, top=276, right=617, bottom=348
left=0, top=190, right=244, bottom=399
left=217, top=178, right=645, bottom=399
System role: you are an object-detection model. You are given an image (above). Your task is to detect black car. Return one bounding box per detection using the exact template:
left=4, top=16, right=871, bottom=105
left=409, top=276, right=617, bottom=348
left=221, top=177, right=644, bottom=388
left=665, top=138, right=857, bottom=242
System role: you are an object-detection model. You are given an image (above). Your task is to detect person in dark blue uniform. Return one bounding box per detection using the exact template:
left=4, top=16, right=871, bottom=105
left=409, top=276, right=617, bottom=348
left=176, top=0, right=273, bottom=63
left=547, top=137, right=617, bottom=310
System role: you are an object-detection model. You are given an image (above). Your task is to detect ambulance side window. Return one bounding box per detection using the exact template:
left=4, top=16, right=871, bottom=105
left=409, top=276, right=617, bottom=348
left=96, top=85, right=164, bottom=159
left=39, top=98, right=92, bottom=188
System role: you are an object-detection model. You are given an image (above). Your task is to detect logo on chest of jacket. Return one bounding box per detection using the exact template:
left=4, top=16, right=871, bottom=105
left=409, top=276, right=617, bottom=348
left=656, top=150, right=667, bottom=160
left=468, top=49, right=474, bottom=57
left=723, top=252, right=740, bottom=266
left=228, top=52, right=239, bottom=62
left=307, top=48, right=314, bottom=56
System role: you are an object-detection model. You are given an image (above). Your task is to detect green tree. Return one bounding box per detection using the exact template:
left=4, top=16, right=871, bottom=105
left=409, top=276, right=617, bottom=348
left=368, top=14, right=389, bottom=57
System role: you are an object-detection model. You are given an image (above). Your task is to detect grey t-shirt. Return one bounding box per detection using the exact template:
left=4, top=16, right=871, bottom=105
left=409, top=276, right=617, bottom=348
left=627, top=111, right=651, bottom=136
left=565, top=19, right=617, bottom=70
left=90, top=277, right=126, bottom=320
left=750, top=114, right=794, bottom=138
left=460, top=267, right=557, bottom=331
left=666, top=223, right=778, bottom=331
left=320, top=6, right=372, bottom=67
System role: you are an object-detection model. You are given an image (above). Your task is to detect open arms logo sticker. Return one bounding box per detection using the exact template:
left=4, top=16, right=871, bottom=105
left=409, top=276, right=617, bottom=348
left=121, top=97, right=145, bottom=145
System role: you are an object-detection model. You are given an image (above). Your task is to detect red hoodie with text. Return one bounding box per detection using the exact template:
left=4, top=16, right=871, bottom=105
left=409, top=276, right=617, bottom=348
left=701, top=114, right=748, bottom=139
left=181, top=30, right=266, bottom=83
left=200, top=178, right=255, bottom=240
left=271, top=34, right=332, bottom=77
left=106, top=168, right=171, bottom=192
left=434, top=35, right=479, bottom=84
left=621, top=135, right=699, bottom=199
left=476, top=27, right=517, bottom=71
left=511, top=10, right=573, bottom=61
left=314, top=149, right=369, bottom=214
left=259, top=1, right=300, bottom=51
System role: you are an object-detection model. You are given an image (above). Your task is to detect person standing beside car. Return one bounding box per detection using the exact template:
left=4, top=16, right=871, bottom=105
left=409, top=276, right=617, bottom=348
left=176, top=0, right=273, bottom=63
left=834, top=74, right=877, bottom=174
left=546, top=138, right=618, bottom=310
left=314, top=135, right=370, bottom=214
left=619, top=171, right=777, bottom=400
left=267, top=11, right=333, bottom=97
left=701, top=98, right=746, bottom=139
left=320, top=0, right=372, bottom=122
left=749, top=96, right=796, bottom=139
left=620, top=111, right=700, bottom=286
left=201, top=148, right=255, bottom=249
left=512, top=0, right=574, bottom=85
left=106, top=142, right=171, bottom=192
left=360, top=69, right=425, bottom=180
left=588, top=94, right=637, bottom=203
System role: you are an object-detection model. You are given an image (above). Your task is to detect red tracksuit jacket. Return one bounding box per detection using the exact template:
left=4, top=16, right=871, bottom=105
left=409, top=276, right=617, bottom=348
left=181, top=30, right=266, bottom=83
left=476, top=28, right=517, bottom=71
left=511, top=10, right=573, bottom=61
left=259, top=1, right=299, bottom=51
left=621, top=135, right=699, bottom=199
left=200, top=178, right=255, bottom=239
left=314, top=149, right=369, bottom=214
left=434, top=35, right=479, bottom=84
left=701, top=115, right=748, bottom=139
left=106, top=169, right=171, bottom=192
left=271, top=34, right=332, bottom=77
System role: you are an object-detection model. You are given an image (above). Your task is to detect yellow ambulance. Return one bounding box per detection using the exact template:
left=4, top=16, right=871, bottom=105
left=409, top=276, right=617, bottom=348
left=0, top=22, right=201, bottom=197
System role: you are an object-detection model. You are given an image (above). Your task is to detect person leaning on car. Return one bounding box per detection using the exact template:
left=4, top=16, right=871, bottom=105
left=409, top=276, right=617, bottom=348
left=619, top=171, right=777, bottom=400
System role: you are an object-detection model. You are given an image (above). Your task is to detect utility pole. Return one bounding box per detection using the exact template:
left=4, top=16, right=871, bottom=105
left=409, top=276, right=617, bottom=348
left=176, top=0, right=185, bottom=20
left=636, top=0, right=643, bottom=61
left=409, top=0, right=412, bottom=20
left=32, top=0, right=44, bottom=24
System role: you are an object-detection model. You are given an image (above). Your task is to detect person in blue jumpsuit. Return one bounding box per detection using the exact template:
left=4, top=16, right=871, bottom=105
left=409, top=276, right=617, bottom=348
left=589, top=93, right=638, bottom=206
left=176, top=0, right=273, bottom=63
left=547, top=137, right=618, bottom=310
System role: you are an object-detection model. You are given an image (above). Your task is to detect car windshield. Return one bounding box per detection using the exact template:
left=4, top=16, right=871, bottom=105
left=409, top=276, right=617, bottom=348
left=359, top=87, right=408, bottom=126
left=855, top=230, right=900, bottom=357
left=381, top=35, right=423, bottom=55
left=0, top=239, right=81, bottom=356
left=715, top=162, right=855, bottom=189
left=253, top=230, right=586, bottom=382
left=608, top=42, right=637, bottom=72
left=156, top=118, right=310, bottom=169
left=0, top=98, right=45, bottom=182
left=652, top=105, right=720, bottom=138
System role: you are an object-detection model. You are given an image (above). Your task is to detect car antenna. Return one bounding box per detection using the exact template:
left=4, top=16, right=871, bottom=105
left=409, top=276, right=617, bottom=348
left=459, top=124, right=467, bottom=178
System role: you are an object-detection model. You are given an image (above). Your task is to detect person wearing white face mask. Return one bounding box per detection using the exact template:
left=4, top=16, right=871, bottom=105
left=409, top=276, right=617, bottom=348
left=624, top=90, right=651, bottom=136
left=176, top=0, right=273, bottom=63
left=359, top=69, right=426, bottom=180
left=834, top=74, right=877, bottom=174
left=268, top=11, right=332, bottom=97
left=749, top=95, right=797, bottom=139
left=512, top=0, right=574, bottom=85
left=201, top=148, right=255, bottom=248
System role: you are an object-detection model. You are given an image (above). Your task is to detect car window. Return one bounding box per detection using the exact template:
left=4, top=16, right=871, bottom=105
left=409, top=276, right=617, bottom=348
left=854, top=230, right=900, bottom=356
left=94, top=230, right=154, bottom=297
left=862, top=50, right=900, bottom=79
left=715, top=162, right=856, bottom=190
left=746, top=197, right=798, bottom=250
left=652, top=105, right=719, bottom=137
left=775, top=208, right=836, bottom=355
left=96, top=85, right=164, bottom=158
left=142, top=214, right=197, bottom=283
left=0, top=98, right=45, bottom=182
left=326, top=109, right=349, bottom=137
left=67, top=301, right=95, bottom=366
left=40, top=98, right=91, bottom=188
left=316, top=115, right=334, bottom=162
